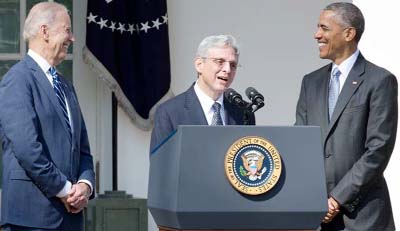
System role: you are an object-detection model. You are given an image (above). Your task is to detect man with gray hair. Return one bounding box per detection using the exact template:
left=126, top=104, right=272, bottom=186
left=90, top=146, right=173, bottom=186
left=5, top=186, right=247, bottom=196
left=150, top=35, right=255, bottom=152
left=295, top=2, right=397, bottom=230
left=0, top=2, right=95, bottom=230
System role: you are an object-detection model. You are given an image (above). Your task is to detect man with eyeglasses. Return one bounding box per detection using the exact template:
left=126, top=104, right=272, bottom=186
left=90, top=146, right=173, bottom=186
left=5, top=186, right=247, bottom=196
left=150, top=34, right=255, bottom=152
left=295, top=2, right=397, bottom=231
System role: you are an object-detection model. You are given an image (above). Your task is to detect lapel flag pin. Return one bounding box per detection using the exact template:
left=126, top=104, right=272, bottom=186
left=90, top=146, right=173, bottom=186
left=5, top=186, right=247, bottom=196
left=352, top=81, right=358, bottom=85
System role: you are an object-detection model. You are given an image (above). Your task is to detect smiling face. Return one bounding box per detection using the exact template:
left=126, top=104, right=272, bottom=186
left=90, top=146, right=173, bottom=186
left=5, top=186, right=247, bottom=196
left=194, top=45, right=238, bottom=100
left=314, top=10, right=356, bottom=65
left=45, top=10, right=74, bottom=65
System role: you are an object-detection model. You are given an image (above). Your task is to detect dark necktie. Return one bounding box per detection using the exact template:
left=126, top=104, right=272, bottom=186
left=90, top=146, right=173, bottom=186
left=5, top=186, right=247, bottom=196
left=211, top=102, right=223, bottom=125
left=49, top=67, right=71, bottom=136
left=328, top=67, right=341, bottom=121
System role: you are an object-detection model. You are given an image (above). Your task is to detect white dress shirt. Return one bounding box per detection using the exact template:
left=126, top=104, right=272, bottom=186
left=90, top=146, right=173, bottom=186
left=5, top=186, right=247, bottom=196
left=194, top=81, right=226, bottom=125
left=331, top=49, right=360, bottom=93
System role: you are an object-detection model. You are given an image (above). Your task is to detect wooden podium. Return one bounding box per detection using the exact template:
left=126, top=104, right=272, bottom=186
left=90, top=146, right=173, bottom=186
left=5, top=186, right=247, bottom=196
left=148, top=126, right=327, bottom=231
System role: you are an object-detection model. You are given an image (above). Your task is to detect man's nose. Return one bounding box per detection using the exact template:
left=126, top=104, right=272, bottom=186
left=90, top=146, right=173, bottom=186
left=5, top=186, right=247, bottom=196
left=314, top=29, right=322, bottom=40
left=221, top=61, right=231, bottom=72
left=70, top=33, right=76, bottom=42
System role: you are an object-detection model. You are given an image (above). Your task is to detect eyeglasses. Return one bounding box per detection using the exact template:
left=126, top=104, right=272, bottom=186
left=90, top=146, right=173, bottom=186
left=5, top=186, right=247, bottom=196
left=202, top=57, right=240, bottom=70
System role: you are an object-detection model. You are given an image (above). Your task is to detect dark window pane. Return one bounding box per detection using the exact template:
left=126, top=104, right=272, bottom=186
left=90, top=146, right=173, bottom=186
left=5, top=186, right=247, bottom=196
left=0, top=60, right=19, bottom=80
left=57, top=60, right=73, bottom=83
left=0, top=0, right=20, bottom=53
left=55, top=0, right=72, bottom=14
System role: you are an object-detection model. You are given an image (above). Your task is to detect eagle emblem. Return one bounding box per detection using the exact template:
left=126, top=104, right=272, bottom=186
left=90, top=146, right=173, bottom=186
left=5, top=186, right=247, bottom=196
left=225, top=136, right=282, bottom=195
left=240, top=151, right=267, bottom=181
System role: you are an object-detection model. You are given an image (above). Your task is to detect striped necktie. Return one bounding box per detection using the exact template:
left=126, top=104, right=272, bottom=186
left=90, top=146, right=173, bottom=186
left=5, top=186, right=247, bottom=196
left=328, top=67, right=341, bottom=121
left=49, top=67, right=71, bottom=136
left=211, top=102, right=223, bottom=125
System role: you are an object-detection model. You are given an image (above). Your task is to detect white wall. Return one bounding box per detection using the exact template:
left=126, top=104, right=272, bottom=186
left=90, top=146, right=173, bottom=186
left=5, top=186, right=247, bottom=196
left=353, top=0, right=400, bottom=226
left=72, top=1, right=399, bottom=230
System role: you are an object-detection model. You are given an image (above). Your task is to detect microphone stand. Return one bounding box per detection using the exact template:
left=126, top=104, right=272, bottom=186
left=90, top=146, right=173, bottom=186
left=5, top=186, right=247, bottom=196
left=243, top=108, right=251, bottom=125
left=224, top=88, right=264, bottom=125
left=242, top=102, right=255, bottom=125
left=243, top=102, right=263, bottom=125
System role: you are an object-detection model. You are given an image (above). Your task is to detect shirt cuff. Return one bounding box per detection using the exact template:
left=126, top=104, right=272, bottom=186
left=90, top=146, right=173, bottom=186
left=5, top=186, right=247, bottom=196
left=78, top=179, right=93, bottom=196
left=56, top=180, right=72, bottom=198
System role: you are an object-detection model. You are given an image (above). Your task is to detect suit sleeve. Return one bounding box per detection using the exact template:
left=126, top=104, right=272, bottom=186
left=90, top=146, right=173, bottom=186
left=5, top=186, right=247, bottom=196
left=330, top=73, right=398, bottom=212
left=77, top=112, right=96, bottom=199
left=0, top=70, right=68, bottom=197
left=295, top=76, right=308, bottom=126
left=150, top=104, right=174, bottom=153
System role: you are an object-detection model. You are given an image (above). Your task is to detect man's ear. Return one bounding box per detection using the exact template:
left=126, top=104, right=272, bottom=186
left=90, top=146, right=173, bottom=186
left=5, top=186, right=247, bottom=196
left=194, top=57, right=204, bottom=75
left=40, top=25, right=50, bottom=40
left=344, top=27, right=356, bottom=42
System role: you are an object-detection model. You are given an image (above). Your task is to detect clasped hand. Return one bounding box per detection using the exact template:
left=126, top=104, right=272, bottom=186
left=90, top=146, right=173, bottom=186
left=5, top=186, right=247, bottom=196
left=322, top=196, right=340, bottom=223
left=61, top=182, right=91, bottom=214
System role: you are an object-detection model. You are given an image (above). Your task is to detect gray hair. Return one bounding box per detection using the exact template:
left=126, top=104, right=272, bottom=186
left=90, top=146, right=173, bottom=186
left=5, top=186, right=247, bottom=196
left=23, top=2, right=68, bottom=42
left=196, top=35, right=239, bottom=58
left=324, top=2, right=365, bottom=43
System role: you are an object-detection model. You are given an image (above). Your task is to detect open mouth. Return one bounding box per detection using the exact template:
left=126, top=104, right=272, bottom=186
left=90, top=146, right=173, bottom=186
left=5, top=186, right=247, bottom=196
left=217, top=76, right=228, bottom=82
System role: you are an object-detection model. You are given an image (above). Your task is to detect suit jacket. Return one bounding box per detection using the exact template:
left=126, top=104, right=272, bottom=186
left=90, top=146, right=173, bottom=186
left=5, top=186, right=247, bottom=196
left=0, top=55, right=95, bottom=229
left=295, top=54, right=397, bottom=231
left=150, top=84, right=256, bottom=152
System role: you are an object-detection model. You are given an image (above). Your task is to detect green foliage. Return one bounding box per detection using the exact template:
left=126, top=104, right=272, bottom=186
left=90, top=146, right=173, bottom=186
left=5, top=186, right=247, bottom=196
left=240, top=166, right=247, bottom=176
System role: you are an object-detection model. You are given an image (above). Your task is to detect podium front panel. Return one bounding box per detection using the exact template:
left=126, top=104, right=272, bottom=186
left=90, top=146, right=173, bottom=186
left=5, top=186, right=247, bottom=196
left=148, top=126, right=327, bottom=230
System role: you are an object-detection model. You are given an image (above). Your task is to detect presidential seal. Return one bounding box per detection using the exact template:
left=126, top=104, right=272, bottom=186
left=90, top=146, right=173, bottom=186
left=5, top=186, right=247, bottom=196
left=224, top=136, right=282, bottom=195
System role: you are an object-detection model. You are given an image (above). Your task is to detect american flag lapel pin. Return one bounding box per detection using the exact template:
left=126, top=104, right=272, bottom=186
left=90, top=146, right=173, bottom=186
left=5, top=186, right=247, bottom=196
left=352, top=81, right=358, bottom=85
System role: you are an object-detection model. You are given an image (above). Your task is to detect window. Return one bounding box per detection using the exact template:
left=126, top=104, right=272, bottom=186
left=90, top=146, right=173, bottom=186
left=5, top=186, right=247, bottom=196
left=0, top=0, right=73, bottom=186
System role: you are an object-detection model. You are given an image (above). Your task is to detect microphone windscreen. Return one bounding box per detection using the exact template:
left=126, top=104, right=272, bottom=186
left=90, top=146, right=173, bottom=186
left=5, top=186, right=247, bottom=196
left=224, top=88, right=242, bottom=102
left=245, top=87, right=264, bottom=101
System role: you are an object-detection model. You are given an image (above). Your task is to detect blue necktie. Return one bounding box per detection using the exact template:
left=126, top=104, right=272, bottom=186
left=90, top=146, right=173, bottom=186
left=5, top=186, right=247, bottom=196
left=328, top=67, right=341, bottom=121
left=211, top=102, right=223, bottom=125
left=49, top=67, right=71, bottom=136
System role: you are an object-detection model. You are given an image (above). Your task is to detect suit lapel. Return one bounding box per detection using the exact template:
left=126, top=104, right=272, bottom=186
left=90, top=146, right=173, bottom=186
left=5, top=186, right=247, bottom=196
left=25, top=56, right=72, bottom=143
left=184, top=86, right=208, bottom=125
left=326, top=55, right=366, bottom=137
left=318, top=66, right=331, bottom=136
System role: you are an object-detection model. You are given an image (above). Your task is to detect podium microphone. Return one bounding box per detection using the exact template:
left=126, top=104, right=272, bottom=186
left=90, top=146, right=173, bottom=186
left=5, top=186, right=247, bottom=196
left=245, top=87, right=265, bottom=112
left=224, top=88, right=248, bottom=108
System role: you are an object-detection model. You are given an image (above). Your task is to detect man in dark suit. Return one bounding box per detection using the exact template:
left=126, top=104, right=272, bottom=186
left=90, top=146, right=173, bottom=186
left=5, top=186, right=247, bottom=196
left=0, top=2, right=95, bottom=231
left=295, top=2, right=397, bottom=231
left=150, top=35, right=255, bottom=152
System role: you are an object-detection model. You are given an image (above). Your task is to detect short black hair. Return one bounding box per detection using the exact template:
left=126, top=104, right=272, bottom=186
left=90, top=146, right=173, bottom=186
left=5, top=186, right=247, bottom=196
left=324, top=2, right=365, bottom=43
